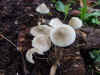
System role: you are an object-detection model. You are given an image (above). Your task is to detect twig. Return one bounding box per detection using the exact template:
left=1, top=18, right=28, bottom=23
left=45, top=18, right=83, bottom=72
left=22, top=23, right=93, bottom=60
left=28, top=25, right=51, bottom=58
left=0, top=33, right=17, bottom=49
left=92, top=68, right=94, bottom=75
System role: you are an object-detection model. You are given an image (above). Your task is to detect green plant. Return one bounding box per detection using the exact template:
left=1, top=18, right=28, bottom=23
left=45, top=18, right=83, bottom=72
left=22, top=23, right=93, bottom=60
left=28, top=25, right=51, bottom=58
left=89, top=49, right=100, bottom=74
left=68, top=0, right=76, bottom=4
left=64, top=4, right=72, bottom=20
left=80, top=0, right=100, bottom=26
left=51, top=0, right=56, bottom=3
left=98, top=0, right=100, bottom=5
left=55, top=1, right=72, bottom=20
left=56, top=1, right=65, bottom=12
left=80, top=0, right=88, bottom=20
left=89, top=49, right=100, bottom=63
left=85, top=11, right=100, bottom=25
left=91, top=0, right=100, bottom=8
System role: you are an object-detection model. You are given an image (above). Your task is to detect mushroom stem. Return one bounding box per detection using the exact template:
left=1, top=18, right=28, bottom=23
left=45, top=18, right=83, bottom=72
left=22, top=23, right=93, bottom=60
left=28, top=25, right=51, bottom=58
left=50, top=63, right=57, bottom=75
left=50, top=46, right=63, bottom=75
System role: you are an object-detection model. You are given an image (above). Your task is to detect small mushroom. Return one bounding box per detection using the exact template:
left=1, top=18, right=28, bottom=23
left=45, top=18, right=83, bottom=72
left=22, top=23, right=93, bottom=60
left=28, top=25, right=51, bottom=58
left=68, top=17, right=83, bottom=29
left=50, top=25, right=76, bottom=47
left=36, top=3, right=50, bottom=14
left=49, top=18, right=63, bottom=28
left=26, top=48, right=43, bottom=64
left=30, top=25, right=52, bottom=36
left=32, top=35, right=51, bottom=52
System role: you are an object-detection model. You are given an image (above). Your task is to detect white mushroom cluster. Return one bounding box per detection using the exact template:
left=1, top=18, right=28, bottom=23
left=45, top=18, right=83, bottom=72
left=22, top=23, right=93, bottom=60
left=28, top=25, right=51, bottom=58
left=26, top=25, right=52, bottom=64
left=26, top=4, right=83, bottom=64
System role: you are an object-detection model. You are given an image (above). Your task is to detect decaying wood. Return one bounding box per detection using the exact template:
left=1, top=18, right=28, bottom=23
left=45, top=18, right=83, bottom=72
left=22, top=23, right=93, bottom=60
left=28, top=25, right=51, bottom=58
left=80, top=27, right=100, bottom=49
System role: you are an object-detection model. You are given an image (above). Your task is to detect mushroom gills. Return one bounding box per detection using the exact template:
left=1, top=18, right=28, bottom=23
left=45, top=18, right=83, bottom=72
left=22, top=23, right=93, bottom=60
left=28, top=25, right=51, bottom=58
left=32, top=35, right=51, bottom=52
left=30, top=25, right=52, bottom=36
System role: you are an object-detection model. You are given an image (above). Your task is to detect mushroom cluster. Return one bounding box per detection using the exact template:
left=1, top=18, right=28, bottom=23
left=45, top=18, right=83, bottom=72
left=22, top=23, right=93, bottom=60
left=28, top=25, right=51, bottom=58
left=26, top=25, right=52, bottom=64
left=26, top=3, right=83, bottom=64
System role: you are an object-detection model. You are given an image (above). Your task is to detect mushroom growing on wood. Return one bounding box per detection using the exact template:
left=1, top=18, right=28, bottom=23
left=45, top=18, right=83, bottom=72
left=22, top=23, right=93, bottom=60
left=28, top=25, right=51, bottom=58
left=49, top=18, right=63, bottom=28
left=26, top=48, right=43, bottom=64
left=36, top=3, right=50, bottom=14
left=68, top=17, right=83, bottom=29
left=32, top=35, right=51, bottom=52
left=30, top=25, right=52, bottom=36
left=50, top=25, right=76, bottom=47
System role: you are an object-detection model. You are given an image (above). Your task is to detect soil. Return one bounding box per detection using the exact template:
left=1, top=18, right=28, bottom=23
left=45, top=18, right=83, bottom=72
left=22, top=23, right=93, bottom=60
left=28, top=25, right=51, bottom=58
left=0, top=0, right=100, bottom=75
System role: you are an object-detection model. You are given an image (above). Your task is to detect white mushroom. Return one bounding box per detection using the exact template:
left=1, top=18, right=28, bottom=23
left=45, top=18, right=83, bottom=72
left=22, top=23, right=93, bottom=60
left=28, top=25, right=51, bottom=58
left=32, top=35, right=51, bottom=52
left=26, top=48, right=43, bottom=64
left=36, top=3, right=50, bottom=14
left=50, top=25, right=76, bottom=47
left=49, top=18, right=63, bottom=28
left=30, top=25, right=52, bottom=36
left=68, top=17, right=83, bottom=29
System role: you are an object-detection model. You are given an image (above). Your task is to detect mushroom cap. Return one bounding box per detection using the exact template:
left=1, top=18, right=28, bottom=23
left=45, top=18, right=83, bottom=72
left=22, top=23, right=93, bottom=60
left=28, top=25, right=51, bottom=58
left=50, top=25, right=76, bottom=47
left=26, top=48, right=43, bottom=64
left=68, top=17, right=83, bottom=29
left=30, top=25, right=52, bottom=36
left=36, top=3, right=50, bottom=14
left=32, top=35, right=51, bottom=52
left=49, top=18, right=63, bottom=28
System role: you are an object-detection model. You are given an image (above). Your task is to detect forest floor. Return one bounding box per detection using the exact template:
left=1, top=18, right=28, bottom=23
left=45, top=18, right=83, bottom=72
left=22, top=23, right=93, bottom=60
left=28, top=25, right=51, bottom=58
left=0, top=0, right=100, bottom=75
